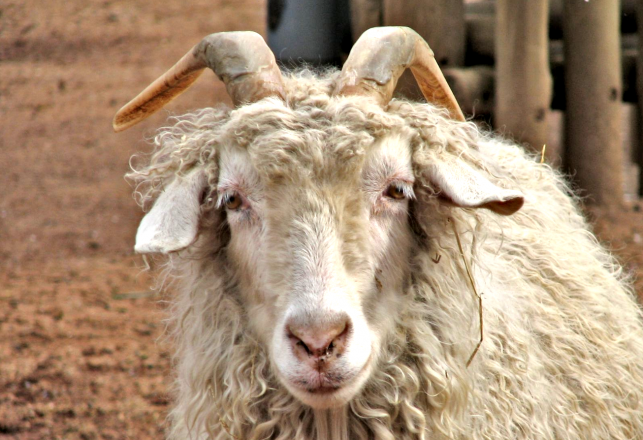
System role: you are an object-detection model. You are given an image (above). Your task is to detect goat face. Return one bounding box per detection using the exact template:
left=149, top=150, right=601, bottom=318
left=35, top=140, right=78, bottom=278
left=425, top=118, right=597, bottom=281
left=118, top=27, right=523, bottom=410
left=215, top=131, right=416, bottom=409
left=133, top=100, right=523, bottom=410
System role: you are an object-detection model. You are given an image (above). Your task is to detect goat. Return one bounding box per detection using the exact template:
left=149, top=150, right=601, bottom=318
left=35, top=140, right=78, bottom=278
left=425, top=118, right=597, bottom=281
left=114, top=27, right=643, bottom=440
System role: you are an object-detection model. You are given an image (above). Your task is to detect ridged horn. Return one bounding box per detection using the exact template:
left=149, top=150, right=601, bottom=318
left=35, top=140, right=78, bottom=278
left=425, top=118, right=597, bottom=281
left=334, top=27, right=464, bottom=121
left=113, top=31, right=285, bottom=132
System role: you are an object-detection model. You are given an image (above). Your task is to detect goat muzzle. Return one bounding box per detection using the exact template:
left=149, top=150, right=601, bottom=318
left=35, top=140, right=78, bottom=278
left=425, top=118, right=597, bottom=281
left=287, top=316, right=350, bottom=371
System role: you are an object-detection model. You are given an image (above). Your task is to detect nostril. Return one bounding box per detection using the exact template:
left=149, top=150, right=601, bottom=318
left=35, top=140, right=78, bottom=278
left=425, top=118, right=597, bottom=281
left=286, top=316, right=351, bottom=360
left=287, top=327, right=313, bottom=356
left=298, top=339, right=312, bottom=356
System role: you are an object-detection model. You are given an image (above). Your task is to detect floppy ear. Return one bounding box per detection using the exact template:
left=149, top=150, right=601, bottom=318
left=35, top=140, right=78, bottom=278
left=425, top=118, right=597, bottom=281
left=423, top=156, right=524, bottom=215
left=135, top=169, right=207, bottom=253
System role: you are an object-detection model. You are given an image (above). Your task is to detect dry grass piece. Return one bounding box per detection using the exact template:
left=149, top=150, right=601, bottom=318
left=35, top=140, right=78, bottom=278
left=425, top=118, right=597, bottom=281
left=449, top=218, right=483, bottom=367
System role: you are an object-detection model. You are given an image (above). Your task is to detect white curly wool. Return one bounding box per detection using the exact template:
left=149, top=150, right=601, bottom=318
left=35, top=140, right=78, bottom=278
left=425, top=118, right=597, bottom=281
left=126, top=69, right=643, bottom=440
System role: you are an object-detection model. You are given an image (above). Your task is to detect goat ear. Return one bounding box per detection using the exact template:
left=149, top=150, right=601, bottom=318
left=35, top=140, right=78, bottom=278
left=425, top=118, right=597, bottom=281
left=425, top=157, right=524, bottom=215
left=135, top=169, right=207, bottom=253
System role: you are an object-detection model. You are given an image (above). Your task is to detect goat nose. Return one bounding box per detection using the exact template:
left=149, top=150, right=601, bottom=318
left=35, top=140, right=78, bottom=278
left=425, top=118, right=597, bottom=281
left=286, top=316, right=350, bottom=362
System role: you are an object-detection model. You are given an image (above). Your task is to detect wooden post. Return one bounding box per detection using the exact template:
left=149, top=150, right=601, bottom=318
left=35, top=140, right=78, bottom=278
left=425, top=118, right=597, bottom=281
left=383, top=0, right=465, bottom=67
left=495, top=0, right=551, bottom=152
left=638, top=0, right=643, bottom=196
left=564, top=0, right=623, bottom=206
left=443, top=67, right=495, bottom=117
left=350, top=0, right=383, bottom=42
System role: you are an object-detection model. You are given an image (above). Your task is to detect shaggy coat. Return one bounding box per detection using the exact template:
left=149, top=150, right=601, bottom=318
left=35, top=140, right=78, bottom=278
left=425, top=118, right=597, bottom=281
left=128, top=70, right=643, bottom=440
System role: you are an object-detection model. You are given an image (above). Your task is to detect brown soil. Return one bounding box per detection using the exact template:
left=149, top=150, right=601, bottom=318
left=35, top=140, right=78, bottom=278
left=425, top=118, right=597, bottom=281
left=1, top=1, right=264, bottom=439
left=0, top=1, right=641, bottom=439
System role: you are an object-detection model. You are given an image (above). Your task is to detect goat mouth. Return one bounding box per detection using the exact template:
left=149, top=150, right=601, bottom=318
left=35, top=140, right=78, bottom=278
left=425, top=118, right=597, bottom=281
left=306, top=385, right=342, bottom=394
left=294, top=373, right=348, bottom=394
left=291, top=379, right=355, bottom=409
left=286, top=352, right=374, bottom=408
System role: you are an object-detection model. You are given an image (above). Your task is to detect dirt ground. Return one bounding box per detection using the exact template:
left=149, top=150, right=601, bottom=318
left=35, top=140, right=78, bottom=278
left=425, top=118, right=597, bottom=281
left=0, top=1, right=265, bottom=439
left=1, top=1, right=642, bottom=439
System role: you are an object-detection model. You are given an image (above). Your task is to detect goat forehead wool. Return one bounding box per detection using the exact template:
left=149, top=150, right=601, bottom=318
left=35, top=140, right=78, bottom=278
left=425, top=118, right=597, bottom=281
left=127, top=69, right=643, bottom=440
left=236, top=109, right=390, bottom=185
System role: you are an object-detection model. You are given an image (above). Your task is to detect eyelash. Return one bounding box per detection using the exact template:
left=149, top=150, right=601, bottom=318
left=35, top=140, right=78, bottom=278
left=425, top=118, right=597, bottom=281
left=383, top=182, right=414, bottom=200
left=217, top=191, right=247, bottom=211
left=368, top=181, right=413, bottom=216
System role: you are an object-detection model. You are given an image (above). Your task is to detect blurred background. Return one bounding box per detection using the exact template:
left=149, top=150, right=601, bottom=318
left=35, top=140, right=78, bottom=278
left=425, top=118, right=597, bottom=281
left=1, top=0, right=642, bottom=438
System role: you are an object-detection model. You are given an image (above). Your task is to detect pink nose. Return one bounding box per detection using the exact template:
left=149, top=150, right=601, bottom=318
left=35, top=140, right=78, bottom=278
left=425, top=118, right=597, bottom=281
left=286, top=315, right=350, bottom=368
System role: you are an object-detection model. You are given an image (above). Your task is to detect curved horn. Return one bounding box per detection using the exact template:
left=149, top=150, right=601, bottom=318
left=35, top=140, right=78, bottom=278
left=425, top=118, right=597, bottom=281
left=334, top=27, right=464, bottom=121
left=113, top=31, right=285, bottom=132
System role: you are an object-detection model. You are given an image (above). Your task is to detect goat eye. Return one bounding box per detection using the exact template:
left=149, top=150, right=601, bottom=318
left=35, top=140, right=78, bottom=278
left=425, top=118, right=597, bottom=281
left=224, top=194, right=242, bottom=210
left=385, top=184, right=406, bottom=200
